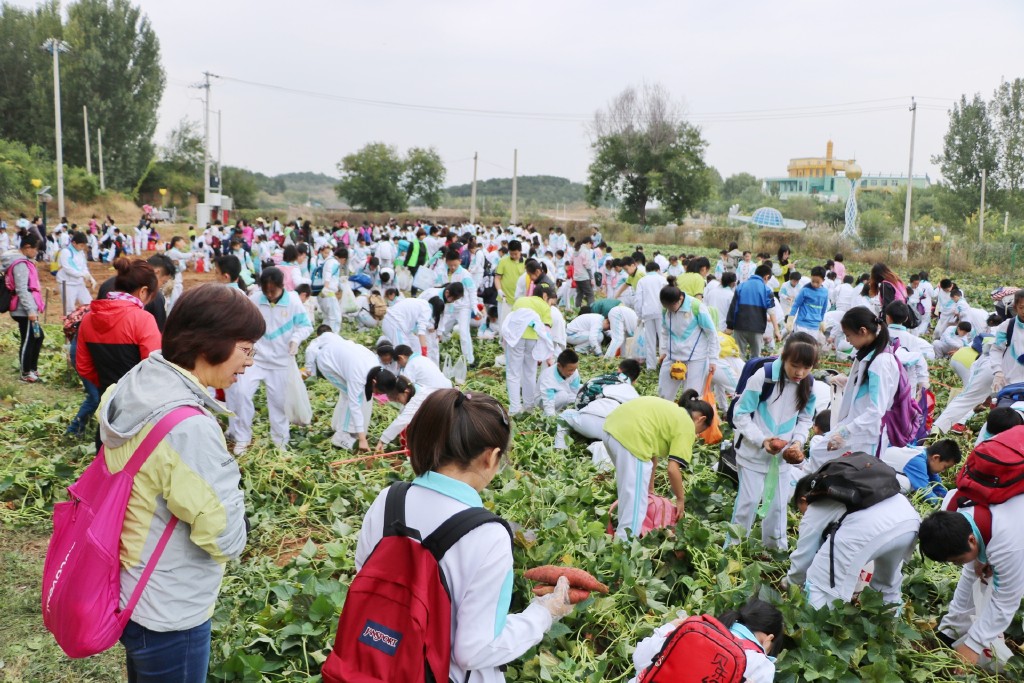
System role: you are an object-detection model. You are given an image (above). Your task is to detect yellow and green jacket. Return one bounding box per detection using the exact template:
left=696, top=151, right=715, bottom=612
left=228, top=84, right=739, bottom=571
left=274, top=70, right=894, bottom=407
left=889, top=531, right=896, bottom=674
left=98, top=351, right=247, bottom=632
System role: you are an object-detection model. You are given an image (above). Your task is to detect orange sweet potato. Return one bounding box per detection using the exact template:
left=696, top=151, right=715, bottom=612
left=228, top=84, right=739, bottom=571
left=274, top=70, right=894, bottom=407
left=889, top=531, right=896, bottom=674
left=523, top=565, right=609, bottom=593
left=531, top=585, right=592, bottom=603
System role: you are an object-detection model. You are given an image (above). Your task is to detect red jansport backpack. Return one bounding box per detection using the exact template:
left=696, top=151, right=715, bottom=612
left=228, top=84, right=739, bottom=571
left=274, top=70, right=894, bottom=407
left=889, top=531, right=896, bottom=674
left=322, top=482, right=512, bottom=683
left=42, top=406, right=202, bottom=658
left=639, top=614, right=762, bottom=683
left=945, top=424, right=1024, bottom=543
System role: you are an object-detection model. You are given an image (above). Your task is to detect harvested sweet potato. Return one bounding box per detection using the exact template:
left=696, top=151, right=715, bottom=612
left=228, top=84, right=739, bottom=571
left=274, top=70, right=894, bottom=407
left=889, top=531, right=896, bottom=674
left=523, top=565, right=609, bottom=593
left=531, top=585, right=592, bottom=603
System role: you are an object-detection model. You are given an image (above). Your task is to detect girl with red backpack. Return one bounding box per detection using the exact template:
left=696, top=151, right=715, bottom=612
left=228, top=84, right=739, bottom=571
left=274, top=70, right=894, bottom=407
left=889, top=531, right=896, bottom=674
left=630, top=598, right=782, bottom=683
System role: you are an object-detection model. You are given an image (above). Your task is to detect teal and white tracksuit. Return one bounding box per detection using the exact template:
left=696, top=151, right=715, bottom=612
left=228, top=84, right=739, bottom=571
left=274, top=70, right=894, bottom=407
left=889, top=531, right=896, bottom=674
left=305, top=332, right=378, bottom=449
left=442, top=265, right=478, bottom=365
left=731, top=359, right=815, bottom=550
left=318, top=257, right=343, bottom=333
left=658, top=296, right=719, bottom=400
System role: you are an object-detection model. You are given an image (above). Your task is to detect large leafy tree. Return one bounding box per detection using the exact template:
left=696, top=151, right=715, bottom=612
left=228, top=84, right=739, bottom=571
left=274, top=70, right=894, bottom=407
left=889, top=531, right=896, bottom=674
left=335, top=143, right=446, bottom=212
left=991, top=78, right=1024, bottom=216
left=932, top=94, right=998, bottom=228
left=586, top=84, right=710, bottom=224
left=0, top=0, right=164, bottom=192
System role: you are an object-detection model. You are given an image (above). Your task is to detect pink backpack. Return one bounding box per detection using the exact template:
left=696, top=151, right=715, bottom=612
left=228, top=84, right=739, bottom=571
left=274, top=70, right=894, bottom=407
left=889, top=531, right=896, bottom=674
left=42, top=406, right=202, bottom=658
left=606, top=494, right=680, bottom=537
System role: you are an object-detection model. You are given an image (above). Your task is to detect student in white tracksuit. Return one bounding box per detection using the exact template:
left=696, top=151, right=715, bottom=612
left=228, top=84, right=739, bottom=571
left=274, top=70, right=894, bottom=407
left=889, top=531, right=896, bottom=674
left=56, top=233, right=97, bottom=315
left=990, top=291, right=1024, bottom=394
left=658, top=286, right=719, bottom=401
left=318, top=251, right=343, bottom=333
left=634, top=267, right=668, bottom=370
left=730, top=335, right=819, bottom=550
left=442, top=249, right=479, bottom=366
left=558, top=382, right=640, bottom=444
left=934, top=345, right=995, bottom=433
left=933, top=281, right=955, bottom=339
left=566, top=312, right=606, bottom=356
left=226, top=268, right=313, bottom=452
left=788, top=485, right=920, bottom=609
left=549, top=305, right=566, bottom=353
left=305, top=329, right=378, bottom=450
left=372, top=374, right=441, bottom=449
left=501, top=284, right=557, bottom=415
left=417, top=284, right=465, bottom=365
left=537, top=349, right=581, bottom=416
left=604, top=305, right=639, bottom=359
left=395, top=346, right=453, bottom=389
left=810, top=307, right=900, bottom=470
left=919, top=492, right=1024, bottom=667
left=354, top=390, right=573, bottom=683
left=382, top=296, right=444, bottom=356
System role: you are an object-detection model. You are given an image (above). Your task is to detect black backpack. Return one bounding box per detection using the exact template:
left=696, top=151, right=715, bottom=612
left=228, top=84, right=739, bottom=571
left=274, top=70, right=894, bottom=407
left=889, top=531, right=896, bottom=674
left=805, top=453, right=902, bottom=588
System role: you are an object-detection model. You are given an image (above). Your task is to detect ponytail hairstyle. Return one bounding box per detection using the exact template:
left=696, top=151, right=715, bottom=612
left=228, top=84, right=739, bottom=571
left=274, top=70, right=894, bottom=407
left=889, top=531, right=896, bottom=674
left=364, top=366, right=393, bottom=400
left=718, top=598, right=784, bottom=657
left=407, top=389, right=511, bottom=476
left=678, top=389, right=714, bottom=425
left=840, top=305, right=890, bottom=374
left=112, top=257, right=158, bottom=297
left=428, top=296, right=445, bottom=329
left=385, top=374, right=415, bottom=401
left=779, top=331, right=819, bottom=412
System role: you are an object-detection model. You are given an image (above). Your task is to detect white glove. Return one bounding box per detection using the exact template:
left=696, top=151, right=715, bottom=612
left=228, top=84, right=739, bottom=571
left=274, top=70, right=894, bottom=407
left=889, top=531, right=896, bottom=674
left=829, top=374, right=849, bottom=389
left=533, top=576, right=574, bottom=621
left=827, top=431, right=846, bottom=451
left=993, top=372, right=1007, bottom=394
left=288, top=341, right=299, bottom=356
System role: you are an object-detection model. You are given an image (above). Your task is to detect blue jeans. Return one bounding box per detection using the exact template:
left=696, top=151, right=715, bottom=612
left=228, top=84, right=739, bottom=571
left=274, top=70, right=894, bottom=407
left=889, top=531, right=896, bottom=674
left=67, top=342, right=100, bottom=435
left=121, top=619, right=212, bottom=683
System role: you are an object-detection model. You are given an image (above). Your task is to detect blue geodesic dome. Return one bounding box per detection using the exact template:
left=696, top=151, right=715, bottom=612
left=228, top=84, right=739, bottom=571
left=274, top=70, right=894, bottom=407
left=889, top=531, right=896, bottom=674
left=751, top=207, right=785, bottom=228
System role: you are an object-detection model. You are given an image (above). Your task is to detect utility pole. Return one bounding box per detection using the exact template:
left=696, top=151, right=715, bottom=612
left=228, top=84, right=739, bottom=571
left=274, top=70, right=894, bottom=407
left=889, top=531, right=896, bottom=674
left=42, top=38, right=70, bottom=220
left=97, top=128, right=105, bottom=190
left=216, top=110, right=223, bottom=191
left=511, top=148, right=519, bottom=225
left=979, top=168, right=987, bottom=241
left=901, top=97, right=916, bottom=260
left=1005, top=211, right=1010, bottom=235
left=469, top=152, right=478, bottom=224
left=201, top=71, right=212, bottom=203
left=83, top=105, right=92, bottom=175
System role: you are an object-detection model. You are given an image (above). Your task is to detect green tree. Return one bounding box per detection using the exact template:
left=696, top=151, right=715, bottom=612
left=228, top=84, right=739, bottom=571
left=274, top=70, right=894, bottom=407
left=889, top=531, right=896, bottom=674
left=222, top=166, right=259, bottom=209
left=991, top=78, right=1024, bottom=215
left=161, top=117, right=204, bottom=176
left=586, top=83, right=710, bottom=224
left=931, top=94, right=997, bottom=229
left=0, top=138, right=51, bottom=207
left=722, top=172, right=760, bottom=202
left=403, top=146, right=445, bottom=209
left=336, top=142, right=407, bottom=212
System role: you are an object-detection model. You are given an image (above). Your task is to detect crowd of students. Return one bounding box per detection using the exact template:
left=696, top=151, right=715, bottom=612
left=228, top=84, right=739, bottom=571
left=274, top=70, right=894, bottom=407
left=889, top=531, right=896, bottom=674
left=10, top=213, right=1024, bottom=682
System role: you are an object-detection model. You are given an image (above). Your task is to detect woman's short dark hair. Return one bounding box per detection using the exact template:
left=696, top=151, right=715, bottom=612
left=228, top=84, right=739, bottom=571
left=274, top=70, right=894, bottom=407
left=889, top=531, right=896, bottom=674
left=163, top=284, right=265, bottom=370
left=283, top=245, right=298, bottom=262
left=260, top=266, right=285, bottom=290
left=20, top=232, right=42, bottom=250
left=407, top=389, right=511, bottom=476
left=113, top=257, right=158, bottom=295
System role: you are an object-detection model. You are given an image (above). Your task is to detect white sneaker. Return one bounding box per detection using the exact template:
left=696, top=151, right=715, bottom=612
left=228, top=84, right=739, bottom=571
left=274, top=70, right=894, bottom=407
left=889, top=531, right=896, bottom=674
left=331, top=432, right=356, bottom=450
left=232, top=441, right=249, bottom=456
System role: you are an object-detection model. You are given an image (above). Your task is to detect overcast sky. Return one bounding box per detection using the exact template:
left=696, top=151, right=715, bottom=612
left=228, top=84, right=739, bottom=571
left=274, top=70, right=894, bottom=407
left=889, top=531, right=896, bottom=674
left=16, top=0, right=1024, bottom=186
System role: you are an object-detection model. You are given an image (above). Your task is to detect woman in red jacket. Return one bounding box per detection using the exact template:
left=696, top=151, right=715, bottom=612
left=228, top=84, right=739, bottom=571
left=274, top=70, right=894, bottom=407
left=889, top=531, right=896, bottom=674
left=76, top=257, right=162, bottom=395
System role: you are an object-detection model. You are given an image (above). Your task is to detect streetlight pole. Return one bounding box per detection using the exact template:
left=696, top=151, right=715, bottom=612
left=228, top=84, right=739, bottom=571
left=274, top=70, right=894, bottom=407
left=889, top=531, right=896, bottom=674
left=42, top=38, right=70, bottom=220
left=901, top=97, right=916, bottom=261
left=83, top=105, right=92, bottom=175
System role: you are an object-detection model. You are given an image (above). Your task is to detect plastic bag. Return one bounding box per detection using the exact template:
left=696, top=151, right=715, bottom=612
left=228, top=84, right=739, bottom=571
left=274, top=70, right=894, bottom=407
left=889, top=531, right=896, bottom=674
left=413, top=266, right=439, bottom=292
left=699, top=372, right=724, bottom=444
left=284, top=361, right=313, bottom=426
left=396, top=269, right=413, bottom=292
left=453, top=356, right=467, bottom=385
left=442, top=355, right=455, bottom=380
left=339, top=283, right=358, bottom=314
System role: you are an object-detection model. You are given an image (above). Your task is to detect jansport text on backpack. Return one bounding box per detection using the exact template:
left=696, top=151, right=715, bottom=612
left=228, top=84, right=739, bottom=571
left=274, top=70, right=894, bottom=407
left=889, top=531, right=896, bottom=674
left=880, top=341, right=923, bottom=448
left=945, top=424, right=1024, bottom=542
left=42, top=406, right=202, bottom=658
left=638, top=614, right=761, bottom=683
left=322, top=482, right=512, bottom=683
left=805, top=452, right=902, bottom=588
left=725, top=356, right=777, bottom=446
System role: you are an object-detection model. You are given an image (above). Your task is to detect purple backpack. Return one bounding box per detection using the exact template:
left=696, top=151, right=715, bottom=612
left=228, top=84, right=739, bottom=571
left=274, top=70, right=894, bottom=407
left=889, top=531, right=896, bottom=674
left=880, top=339, right=924, bottom=448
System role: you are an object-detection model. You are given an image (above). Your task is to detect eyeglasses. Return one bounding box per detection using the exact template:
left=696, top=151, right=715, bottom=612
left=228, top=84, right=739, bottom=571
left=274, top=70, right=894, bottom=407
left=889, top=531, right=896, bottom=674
left=236, top=345, right=257, bottom=359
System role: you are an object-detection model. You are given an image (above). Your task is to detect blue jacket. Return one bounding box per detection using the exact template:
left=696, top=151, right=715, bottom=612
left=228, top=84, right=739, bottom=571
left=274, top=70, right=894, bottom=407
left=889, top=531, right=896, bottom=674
left=791, top=284, right=829, bottom=329
left=903, top=452, right=947, bottom=505
left=726, top=277, right=775, bottom=332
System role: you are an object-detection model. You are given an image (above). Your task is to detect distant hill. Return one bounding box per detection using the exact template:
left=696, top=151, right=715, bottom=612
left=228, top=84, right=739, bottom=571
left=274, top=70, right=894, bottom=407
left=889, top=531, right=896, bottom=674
left=444, top=175, right=586, bottom=206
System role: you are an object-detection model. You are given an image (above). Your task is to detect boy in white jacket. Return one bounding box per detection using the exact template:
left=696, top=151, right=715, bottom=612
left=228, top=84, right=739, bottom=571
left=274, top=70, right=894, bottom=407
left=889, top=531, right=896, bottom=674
left=566, top=312, right=607, bottom=356
left=604, top=305, right=639, bottom=360
left=538, top=349, right=581, bottom=417
left=56, top=232, right=97, bottom=315
left=633, top=263, right=668, bottom=369
left=305, top=328, right=379, bottom=451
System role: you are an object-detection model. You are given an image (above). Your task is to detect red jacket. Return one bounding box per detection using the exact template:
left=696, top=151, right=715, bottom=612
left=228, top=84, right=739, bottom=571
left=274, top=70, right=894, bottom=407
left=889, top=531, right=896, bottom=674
left=75, top=298, right=161, bottom=391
